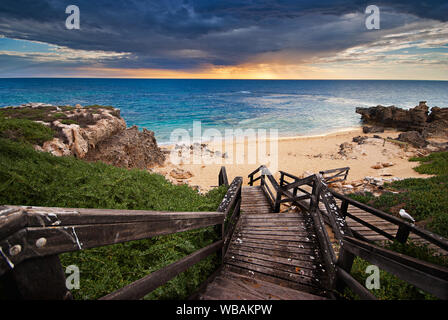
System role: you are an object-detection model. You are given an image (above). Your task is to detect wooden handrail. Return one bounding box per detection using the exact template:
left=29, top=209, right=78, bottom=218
left=0, top=169, right=239, bottom=300
left=330, top=190, right=448, bottom=252
left=218, top=176, right=243, bottom=258
left=340, top=236, right=448, bottom=299
left=0, top=206, right=224, bottom=277
left=319, top=167, right=350, bottom=184
left=100, top=240, right=224, bottom=300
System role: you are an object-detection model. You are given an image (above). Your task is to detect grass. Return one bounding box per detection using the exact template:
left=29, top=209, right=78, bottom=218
left=0, top=131, right=228, bottom=299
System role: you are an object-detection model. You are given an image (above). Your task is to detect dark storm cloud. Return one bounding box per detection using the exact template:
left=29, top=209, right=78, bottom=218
left=0, top=0, right=447, bottom=71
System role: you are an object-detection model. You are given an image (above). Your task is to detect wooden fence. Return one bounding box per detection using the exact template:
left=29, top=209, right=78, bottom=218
left=248, top=165, right=448, bottom=299
left=1, top=164, right=447, bottom=300
left=0, top=168, right=242, bottom=300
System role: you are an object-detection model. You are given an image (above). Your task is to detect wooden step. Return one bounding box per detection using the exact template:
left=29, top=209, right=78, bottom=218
left=199, top=270, right=327, bottom=300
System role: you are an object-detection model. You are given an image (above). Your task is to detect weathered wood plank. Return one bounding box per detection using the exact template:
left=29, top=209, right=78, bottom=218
left=230, top=243, right=316, bottom=257
left=223, top=264, right=327, bottom=296
left=231, top=236, right=315, bottom=249
left=0, top=207, right=26, bottom=239
left=225, top=258, right=319, bottom=288
left=0, top=213, right=224, bottom=275
left=226, top=249, right=319, bottom=270
left=101, top=240, right=223, bottom=300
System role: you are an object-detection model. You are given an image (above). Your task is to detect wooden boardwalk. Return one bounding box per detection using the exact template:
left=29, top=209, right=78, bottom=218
left=2, top=167, right=447, bottom=300
left=198, top=186, right=329, bottom=300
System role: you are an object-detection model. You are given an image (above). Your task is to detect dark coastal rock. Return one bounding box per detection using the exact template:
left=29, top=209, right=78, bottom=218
left=362, top=126, right=384, bottom=134
left=425, top=107, right=448, bottom=137
left=356, top=101, right=429, bottom=132
left=352, top=136, right=368, bottom=144
left=397, top=131, right=428, bottom=148
left=84, top=125, right=165, bottom=169
left=356, top=101, right=448, bottom=139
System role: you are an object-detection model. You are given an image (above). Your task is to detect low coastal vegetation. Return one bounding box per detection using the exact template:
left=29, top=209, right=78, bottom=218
left=0, top=116, right=227, bottom=299
left=0, top=104, right=119, bottom=129
left=346, top=151, right=448, bottom=300
left=0, top=116, right=54, bottom=145
left=349, top=151, right=448, bottom=238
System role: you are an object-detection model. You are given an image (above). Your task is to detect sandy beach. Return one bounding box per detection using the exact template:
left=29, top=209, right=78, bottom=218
left=153, top=127, right=433, bottom=191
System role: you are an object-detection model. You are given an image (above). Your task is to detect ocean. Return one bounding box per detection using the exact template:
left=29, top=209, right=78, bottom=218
left=1, top=79, right=447, bottom=143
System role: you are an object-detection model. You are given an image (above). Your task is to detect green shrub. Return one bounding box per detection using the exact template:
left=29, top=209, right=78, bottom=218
left=410, top=152, right=448, bottom=175
left=60, top=119, right=78, bottom=125
left=0, top=117, right=54, bottom=145
left=0, top=139, right=228, bottom=299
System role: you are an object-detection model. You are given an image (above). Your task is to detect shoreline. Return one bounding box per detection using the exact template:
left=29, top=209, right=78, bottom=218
left=157, top=126, right=364, bottom=147
left=153, top=126, right=435, bottom=191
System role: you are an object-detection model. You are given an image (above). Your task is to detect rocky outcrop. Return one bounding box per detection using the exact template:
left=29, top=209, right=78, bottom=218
left=356, top=101, right=448, bottom=138
left=356, top=101, right=430, bottom=132
left=362, top=126, right=384, bottom=134
left=356, top=101, right=448, bottom=151
left=6, top=103, right=166, bottom=170
left=84, top=126, right=165, bottom=169
left=397, top=131, right=428, bottom=148
left=36, top=107, right=126, bottom=158
left=425, top=107, right=448, bottom=137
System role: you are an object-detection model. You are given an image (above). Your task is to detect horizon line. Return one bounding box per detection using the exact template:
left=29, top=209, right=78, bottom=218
left=0, top=77, right=447, bottom=81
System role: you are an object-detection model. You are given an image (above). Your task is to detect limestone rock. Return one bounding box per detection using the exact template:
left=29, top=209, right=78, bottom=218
left=170, top=168, right=193, bottom=180
left=85, top=126, right=165, bottom=169
left=381, top=162, right=395, bottom=168
left=371, top=163, right=383, bottom=169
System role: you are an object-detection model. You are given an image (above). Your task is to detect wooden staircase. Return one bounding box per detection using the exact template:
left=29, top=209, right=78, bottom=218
left=197, top=186, right=329, bottom=300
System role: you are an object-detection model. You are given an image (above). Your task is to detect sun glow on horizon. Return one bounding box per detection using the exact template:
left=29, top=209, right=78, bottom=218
left=56, top=61, right=448, bottom=81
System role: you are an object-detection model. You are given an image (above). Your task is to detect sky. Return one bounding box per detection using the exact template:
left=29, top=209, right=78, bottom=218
left=0, top=0, right=447, bottom=80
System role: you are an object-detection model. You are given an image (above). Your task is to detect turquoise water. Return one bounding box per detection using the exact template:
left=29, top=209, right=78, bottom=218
left=1, top=79, right=447, bottom=143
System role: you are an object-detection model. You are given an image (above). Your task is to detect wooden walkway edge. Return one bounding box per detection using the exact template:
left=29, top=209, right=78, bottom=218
left=197, top=186, right=329, bottom=300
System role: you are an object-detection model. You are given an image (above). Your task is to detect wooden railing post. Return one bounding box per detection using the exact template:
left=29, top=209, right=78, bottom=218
left=395, top=225, right=410, bottom=244
left=219, top=166, right=229, bottom=187
left=273, top=190, right=282, bottom=213
left=5, top=255, right=72, bottom=300
left=340, top=199, right=349, bottom=218
left=335, top=244, right=355, bottom=293
left=310, top=176, right=321, bottom=211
